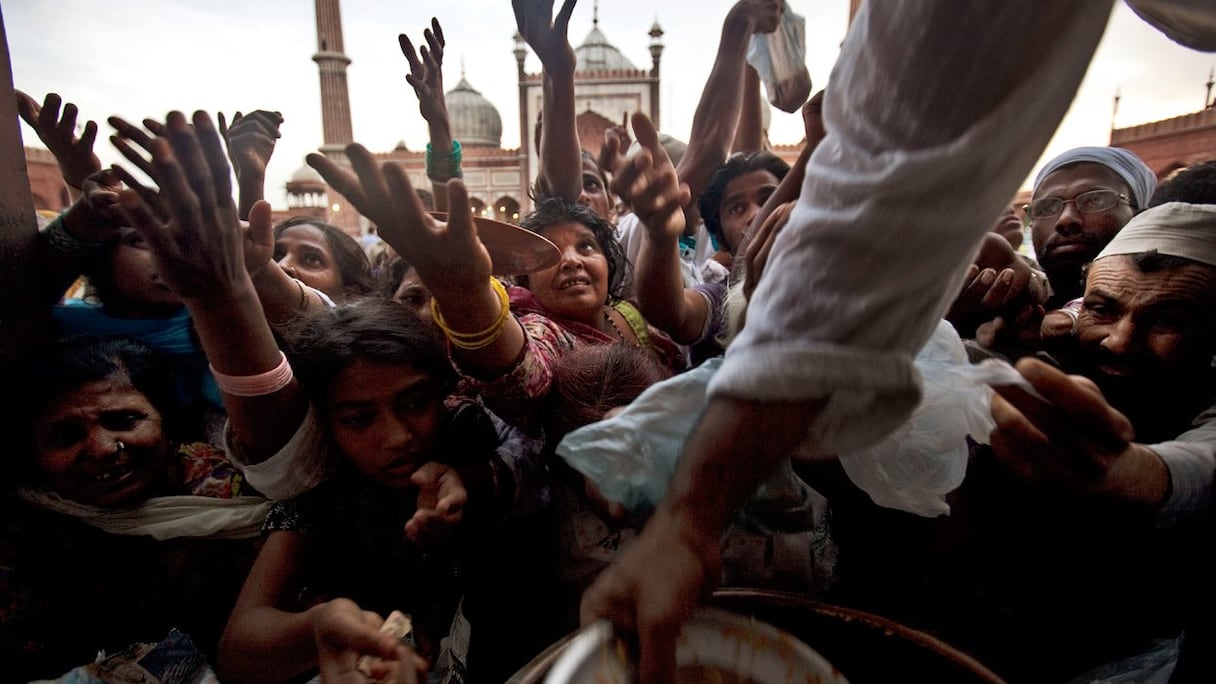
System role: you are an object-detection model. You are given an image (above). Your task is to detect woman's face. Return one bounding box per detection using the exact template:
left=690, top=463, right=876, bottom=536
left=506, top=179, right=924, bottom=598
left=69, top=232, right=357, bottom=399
left=32, top=375, right=174, bottom=507
left=527, top=221, right=611, bottom=323
left=102, top=228, right=182, bottom=317
left=579, top=156, right=613, bottom=221
left=275, top=224, right=343, bottom=298
left=324, top=359, right=445, bottom=489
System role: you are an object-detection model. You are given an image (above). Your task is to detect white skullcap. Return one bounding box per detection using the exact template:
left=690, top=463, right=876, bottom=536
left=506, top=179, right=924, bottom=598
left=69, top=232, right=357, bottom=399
left=1095, top=202, right=1216, bottom=267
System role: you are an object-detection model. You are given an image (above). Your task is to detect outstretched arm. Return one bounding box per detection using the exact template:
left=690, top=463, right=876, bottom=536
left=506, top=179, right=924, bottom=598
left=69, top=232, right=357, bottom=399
left=308, top=145, right=527, bottom=377
left=616, top=113, right=706, bottom=344
left=991, top=358, right=1169, bottom=508
left=111, top=111, right=307, bottom=462
left=677, top=0, right=781, bottom=207
left=219, top=532, right=424, bottom=683
left=514, top=0, right=581, bottom=203
left=401, top=18, right=454, bottom=213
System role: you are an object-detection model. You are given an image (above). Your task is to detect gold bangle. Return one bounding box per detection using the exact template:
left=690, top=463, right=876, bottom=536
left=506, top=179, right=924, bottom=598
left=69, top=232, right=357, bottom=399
left=432, top=277, right=511, bottom=350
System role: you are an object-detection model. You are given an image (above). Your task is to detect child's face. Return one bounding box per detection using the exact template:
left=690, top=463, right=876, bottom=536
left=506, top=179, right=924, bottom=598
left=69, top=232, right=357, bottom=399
left=275, top=224, right=343, bottom=298
left=324, top=359, right=445, bottom=488
left=102, top=228, right=182, bottom=316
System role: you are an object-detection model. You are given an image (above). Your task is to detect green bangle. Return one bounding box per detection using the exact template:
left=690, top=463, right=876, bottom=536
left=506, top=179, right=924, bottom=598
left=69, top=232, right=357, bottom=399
left=425, top=140, right=463, bottom=181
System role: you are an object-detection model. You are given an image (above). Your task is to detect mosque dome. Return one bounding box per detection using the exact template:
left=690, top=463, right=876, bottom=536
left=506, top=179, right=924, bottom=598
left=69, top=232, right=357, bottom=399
left=446, top=77, right=503, bottom=147
left=287, top=163, right=326, bottom=193
left=575, top=25, right=638, bottom=72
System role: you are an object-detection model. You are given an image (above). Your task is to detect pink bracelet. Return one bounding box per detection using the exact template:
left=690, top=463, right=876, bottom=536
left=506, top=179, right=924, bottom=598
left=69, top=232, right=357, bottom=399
left=210, top=351, right=294, bottom=397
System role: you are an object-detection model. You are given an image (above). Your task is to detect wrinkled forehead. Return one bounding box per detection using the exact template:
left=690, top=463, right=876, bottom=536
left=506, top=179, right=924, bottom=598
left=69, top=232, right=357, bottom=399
left=1086, top=254, right=1216, bottom=303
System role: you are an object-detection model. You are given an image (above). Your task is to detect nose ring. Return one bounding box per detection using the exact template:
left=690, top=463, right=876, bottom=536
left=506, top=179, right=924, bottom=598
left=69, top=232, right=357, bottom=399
left=115, top=440, right=125, bottom=454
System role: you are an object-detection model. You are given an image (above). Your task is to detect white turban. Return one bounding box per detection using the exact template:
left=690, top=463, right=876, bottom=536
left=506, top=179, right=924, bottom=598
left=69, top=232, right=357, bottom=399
left=1033, top=146, right=1157, bottom=210
left=1095, top=202, right=1216, bottom=267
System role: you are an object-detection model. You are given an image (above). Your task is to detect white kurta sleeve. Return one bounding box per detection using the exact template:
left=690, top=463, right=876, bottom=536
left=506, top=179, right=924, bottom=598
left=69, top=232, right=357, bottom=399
left=709, top=0, right=1118, bottom=454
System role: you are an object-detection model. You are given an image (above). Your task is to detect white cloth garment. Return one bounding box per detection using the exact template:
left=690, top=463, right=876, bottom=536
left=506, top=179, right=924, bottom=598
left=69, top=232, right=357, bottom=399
left=708, top=0, right=1216, bottom=460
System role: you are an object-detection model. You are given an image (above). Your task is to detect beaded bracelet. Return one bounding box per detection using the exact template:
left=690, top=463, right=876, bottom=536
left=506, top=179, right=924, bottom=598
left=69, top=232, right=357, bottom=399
left=41, top=215, right=108, bottom=254
left=431, top=277, right=511, bottom=350
left=425, top=140, right=463, bottom=182
left=210, top=351, right=294, bottom=397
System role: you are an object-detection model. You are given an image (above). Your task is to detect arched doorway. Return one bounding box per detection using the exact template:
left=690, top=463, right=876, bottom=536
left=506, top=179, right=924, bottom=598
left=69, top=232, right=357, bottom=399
left=494, top=196, right=521, bottom=224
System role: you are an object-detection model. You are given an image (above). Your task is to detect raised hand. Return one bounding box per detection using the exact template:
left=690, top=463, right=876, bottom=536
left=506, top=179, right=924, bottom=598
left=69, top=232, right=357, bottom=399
left=111, top=111, right=265, bottom=303
left=513, top=0, right=577, bottom=75
left=306, top=145, right=490, bottom=299
left=405, top=462, right=467, bottom=547
left=399, top=19, right=448, bottom=127
left=598, top=112, right=632, bottom=177
left=727, top=0, right=782, bottom=35
left=612, top=112, right=690, bottom=243
left=218, top=110, right=283, bottom=182
left=16, top=90, right=101, bottom=190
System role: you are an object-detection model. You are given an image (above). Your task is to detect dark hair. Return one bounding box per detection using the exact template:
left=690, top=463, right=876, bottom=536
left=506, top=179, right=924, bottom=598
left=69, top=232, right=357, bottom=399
left=274, top=217, right=374, bottom=298
left=547, top=342, right=669, bottom=440
left=11, top=336, right=185, bottom=480
left=380, top=255, right=417, bottom=298
left=1149, top=161, right=1216, bottom=207
left=519, top=196, right=630, bottom=301
left=283, top=298, right=456, bottom=411
left=698, top=151, right=790, bottom=252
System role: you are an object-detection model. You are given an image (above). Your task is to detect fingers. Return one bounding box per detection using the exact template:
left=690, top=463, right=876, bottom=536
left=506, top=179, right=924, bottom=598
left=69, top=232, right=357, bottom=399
left=192, top=111, right=235, bottom=211
left=111, top=163, right=164, bottom=218
left=57, top=102, right=80, bottom=145
left=424, top=23, right=444, bottom=64
left=142, top=118, right=167, bottom=137
left=308, top=150, right=369, bottom=210
left=610, top=147, right=649, bottom=203
left=15, top=89, right=39, bottom=127
left=743, top=200, right=795, bottom=297
left=346, top=143, right=394, bottom=222
left=160, top=112, right=216, bottom=227
left=37, top=93, right=62, bottom=140
left=117, top=188, right=179, bottom=266
left=78, top=118, right=99, bottom=152
left=629, top=111, right=664, bottom=163
left=217, top=111, right=229, bottom=140
left=430, top=17, right=445, bottom=48
left=398, top=33, right=423, bottom=73
left=555, top=0, right=577, bottom=33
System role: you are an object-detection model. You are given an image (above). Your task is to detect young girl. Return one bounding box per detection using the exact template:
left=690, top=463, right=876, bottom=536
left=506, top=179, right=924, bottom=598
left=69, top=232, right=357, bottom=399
left=110, top=110, right=499, bottom=682
left=218, top=299, right=497, bottom=683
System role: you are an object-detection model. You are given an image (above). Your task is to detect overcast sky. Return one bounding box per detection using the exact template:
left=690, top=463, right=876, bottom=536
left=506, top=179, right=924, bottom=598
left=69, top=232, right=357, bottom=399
left=8, top=0, right=1215, bottom=210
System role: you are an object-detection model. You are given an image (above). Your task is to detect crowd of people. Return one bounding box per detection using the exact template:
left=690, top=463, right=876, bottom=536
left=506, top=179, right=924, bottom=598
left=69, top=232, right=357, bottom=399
left=4, top=0, right=1216, bottom=682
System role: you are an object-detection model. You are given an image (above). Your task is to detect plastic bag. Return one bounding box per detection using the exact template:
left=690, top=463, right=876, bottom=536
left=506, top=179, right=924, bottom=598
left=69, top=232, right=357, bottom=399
left=746, top=1, right=813, bottom=113
left=556, top=359, right=721, bottom=514
left=837, top=320, right=1032, bottom=517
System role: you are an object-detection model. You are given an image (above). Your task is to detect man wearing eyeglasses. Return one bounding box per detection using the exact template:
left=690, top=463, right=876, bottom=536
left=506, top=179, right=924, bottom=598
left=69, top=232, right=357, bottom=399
left=1027, top=146, right=1158, bottom=309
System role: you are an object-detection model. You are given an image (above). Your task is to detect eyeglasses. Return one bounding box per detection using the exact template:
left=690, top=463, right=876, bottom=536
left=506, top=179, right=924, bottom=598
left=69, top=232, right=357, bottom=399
left=1023, top=189, right=1131, bottom=221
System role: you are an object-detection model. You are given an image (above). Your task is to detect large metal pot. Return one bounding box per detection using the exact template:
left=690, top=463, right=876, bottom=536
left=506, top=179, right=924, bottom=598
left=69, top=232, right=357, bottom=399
left=508, top=589, right=1006, bottom=684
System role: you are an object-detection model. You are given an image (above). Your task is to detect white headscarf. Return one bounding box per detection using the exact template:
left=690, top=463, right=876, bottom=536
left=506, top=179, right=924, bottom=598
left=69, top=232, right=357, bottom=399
left=1095, top=202, right=1216, bottom=267
left=1032, top=146, right=1157, bottom=210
